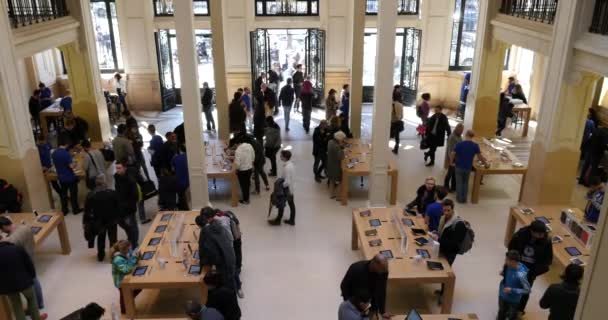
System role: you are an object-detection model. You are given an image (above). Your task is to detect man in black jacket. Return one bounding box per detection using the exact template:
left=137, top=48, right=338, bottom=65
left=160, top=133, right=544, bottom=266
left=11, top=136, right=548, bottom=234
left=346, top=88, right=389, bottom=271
left=340, top=255, right=391, bottom=319
left=114, top=162, right=140, bottom=248
left=204, top=271, right=242, bottom=320
left=279, top=78, right=295, bottom=131
left=292, top=64, right=304, bottom=112
left=196, top=207, right=237, bottom=291
left=84, top=176, right=120, bottom=261
left=406, top=177, right=437, bottom=214
left=312, top=120, right=330, bottom=182
left=201, top=82, right=216, bottom=131
left=157, top=132, right=179, bottom=176
left=540, top=263, right=583, bottom=320
left=0, top=242, right=47, bottom=320
left=508, top=220, right=553, bottom=313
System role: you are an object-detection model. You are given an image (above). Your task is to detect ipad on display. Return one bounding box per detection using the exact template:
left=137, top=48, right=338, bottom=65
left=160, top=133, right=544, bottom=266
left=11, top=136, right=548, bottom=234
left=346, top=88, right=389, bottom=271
left=402, top=218, right=414, bottom=227
left=565, top=246, right=581, bottom=257
left=141, top=251, right=155, bottom=260
left=369, top=219, right=381, bottom=227
left=411, top=228, right=426, bottom=236
left=132, top=266, right=148, bottom=276
left=37, top=215, right=52, bottom=223
left=359, top=210, right=371, bottom=217
left=364, top=229, right=378, bottom=237
left=31, top=226, right=42, bottom=234
left=426, top=261, right=444, bottom=271
left=369, top=239, right=382, bottom=247
left=380, top=250, right=393, bottom=259
left=416, top=249, right=430, bottom=259
left=161, top=213, right=172, bottom=221
left=414, top=237, right=429, bottom=246
left=154, top=225, right=167, bottom=233
left=148, top=237, right=162, bottom=246
left=188, top=264, right=202, bottom=275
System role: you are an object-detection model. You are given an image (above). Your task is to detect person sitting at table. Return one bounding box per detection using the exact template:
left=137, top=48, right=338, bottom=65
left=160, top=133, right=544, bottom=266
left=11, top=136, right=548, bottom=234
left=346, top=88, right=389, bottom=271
left=38, top=82, right=53, bottom=109
left=508, top=220, right=553, bottom=314
left=405, top=177, right=437, bottom=214
left=60, top=90, right=73, bottom=113
left=29, top=89, right=42, bottom=132
left=83, top=176, right=119, bottom=262
left=425, top=186, right=448, bottom=232
left=327, top=131, right=346, bottom=200
left=52, top=136, right=82, bottom=215
left=196, top=208, right=237, bottom=291
left=584, top=176, right=605, bottom=223
left=0, top=241, right=48, bottom=320
left=0, top=216, right=45, bottom=309
left=204, top=271, right=242, bottom=320
left=111, top=240, right=140, bottom=314
left=539, top=263, right=584, bottom=320
left=340, top=254, right=391, bottom=319
left=185, top=300, right=224, bottom=320
left=503, top=76, right=517, bottom=96
left=338, top=290, right=371, bottom=320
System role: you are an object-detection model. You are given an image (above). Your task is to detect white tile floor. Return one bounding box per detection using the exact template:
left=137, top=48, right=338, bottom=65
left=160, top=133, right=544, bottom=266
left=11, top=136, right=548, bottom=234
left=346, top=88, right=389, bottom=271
left=34, top=106, right=581, bottom=319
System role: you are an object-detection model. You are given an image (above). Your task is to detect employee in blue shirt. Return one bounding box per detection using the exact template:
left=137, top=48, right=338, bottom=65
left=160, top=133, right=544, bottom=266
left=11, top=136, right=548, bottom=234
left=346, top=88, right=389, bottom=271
left=172, top=145, right=189, bottom=211
left=51, top=136, right=81, bottom=215
left=38, top=82, right=53, bottom=109
left=425, top=187, right=448, bottom=232
left=585, top=176, right=604, bottom=223
left=450, top=130, right=487, bottom=203
left=59, top=90, right=73, bottom=113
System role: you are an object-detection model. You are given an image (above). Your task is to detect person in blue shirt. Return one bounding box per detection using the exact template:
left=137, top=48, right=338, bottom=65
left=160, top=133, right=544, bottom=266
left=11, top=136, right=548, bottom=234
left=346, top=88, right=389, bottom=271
left=59, top=90, right=73, bottom=113
left=38, top=82, right=53, bottom=109
left=147, top=124, right=164, bottom=178
left=172, top=145, right=189, bottom=210
left=498, top=250, right=531, bottom=320
left=51, top=136, right=81, bottom=215
left=450, top=130, right=487, bottom=203
left=340, top=84, right=350, bottom=121
left=37, top=138, right=62, bottom=196
left=584, top=176, right=604, bottom=223
left=425, top=187, right=448, bottom=232
left=458, top=72, right=470, bottom=119
left=580, top=109, right=597, bottom=158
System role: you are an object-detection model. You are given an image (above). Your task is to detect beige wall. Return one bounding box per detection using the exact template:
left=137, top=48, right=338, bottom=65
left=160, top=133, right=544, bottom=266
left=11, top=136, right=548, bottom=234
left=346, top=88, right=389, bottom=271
left=0, top=149, right=51, bottom=212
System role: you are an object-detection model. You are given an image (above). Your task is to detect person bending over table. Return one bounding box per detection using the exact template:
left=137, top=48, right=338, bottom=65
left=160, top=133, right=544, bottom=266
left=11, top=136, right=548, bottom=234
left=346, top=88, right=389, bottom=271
left=406, top=177, right=437, bottom=214
left=340, top=254, right=392, bottom=319
left=196, top=209, right=237, bottom=292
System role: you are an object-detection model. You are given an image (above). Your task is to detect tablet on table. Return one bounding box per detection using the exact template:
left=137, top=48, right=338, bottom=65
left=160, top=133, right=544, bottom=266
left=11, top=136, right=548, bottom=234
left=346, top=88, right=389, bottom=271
left=132, top=266, right=148, bottom=276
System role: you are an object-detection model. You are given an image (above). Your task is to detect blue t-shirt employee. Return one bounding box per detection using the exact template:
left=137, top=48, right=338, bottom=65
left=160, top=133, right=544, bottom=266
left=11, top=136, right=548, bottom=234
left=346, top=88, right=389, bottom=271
left=38, top=82, right=53, bottom=109
left=51, top=137, right=82, bottom=215
left=450, top=130, right=487, bottom=204
left=585, top=176, right=605, bottom=223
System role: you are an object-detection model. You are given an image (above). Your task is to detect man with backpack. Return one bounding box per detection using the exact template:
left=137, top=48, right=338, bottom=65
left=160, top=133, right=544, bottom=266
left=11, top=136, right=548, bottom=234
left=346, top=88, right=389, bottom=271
left=83, top=176, right=119, bottom=262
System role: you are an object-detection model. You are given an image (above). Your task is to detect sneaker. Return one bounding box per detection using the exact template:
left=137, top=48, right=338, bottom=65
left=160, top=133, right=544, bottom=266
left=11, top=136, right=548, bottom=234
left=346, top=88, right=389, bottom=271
left=283, top=220, right=295, bottom=226
left=237, top=289, right=245, bottom=299
left=97, top=252, right=105, bottom=262
left=315, top=176, right=322, bottom=183
left=141, top=218, right=152, bottom=224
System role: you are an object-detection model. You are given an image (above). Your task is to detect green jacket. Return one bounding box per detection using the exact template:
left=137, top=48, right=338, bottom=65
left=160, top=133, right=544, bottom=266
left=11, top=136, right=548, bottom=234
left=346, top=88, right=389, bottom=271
left=112, top=251, right=139, bottom=288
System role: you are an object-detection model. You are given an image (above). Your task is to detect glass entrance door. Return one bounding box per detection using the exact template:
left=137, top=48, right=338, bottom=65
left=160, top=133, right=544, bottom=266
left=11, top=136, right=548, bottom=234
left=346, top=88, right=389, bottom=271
left=154, top=30, right=176, bottom=111
left=363, top=27, right=422, bottom=106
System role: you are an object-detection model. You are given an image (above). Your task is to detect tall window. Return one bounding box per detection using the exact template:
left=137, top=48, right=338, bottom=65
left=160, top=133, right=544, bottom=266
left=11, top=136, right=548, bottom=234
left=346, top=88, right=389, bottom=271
left=365, top=0, right=419, bottom=15
left=255, top=0, right=318, bottom=16
left=90, top=0, right=123, bottom=72
left=449, top=0, right=478, bottom=70
left=153, top=0, right=209, bottom=16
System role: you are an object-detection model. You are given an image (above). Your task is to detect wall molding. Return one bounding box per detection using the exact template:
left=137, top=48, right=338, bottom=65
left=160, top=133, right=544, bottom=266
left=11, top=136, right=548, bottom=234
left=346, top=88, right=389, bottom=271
left=12, top=17, right=80, bottom=58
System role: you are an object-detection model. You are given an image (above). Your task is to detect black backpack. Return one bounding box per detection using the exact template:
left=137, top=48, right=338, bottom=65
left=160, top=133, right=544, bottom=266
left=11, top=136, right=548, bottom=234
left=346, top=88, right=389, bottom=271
left=0, top=179, right=22, bottom=213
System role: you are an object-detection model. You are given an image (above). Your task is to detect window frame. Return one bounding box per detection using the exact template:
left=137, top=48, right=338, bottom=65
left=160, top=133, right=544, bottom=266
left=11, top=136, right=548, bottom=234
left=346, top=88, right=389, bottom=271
left=448, top=0, right=477, bottom=71
left=152, top=0, right=210, bottom=17
left=255, top=0, right=319, bottom=17
left=365, top=0, right=420, bottom=16
left=90, top=0, right=123, bottom=73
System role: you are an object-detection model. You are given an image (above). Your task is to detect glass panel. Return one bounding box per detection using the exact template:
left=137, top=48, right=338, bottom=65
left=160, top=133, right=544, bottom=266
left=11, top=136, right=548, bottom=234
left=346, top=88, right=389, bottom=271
left=458, top=0, right=478, bottom=67
left=109, top=3, right=123, bottom=70
left=193, top=1, right=209, bottom=15
left=256, top=2, right=263, bottom=14
left=90, top=2, right=115, bottom=71
left=157, top=30, right=173, bottom=90
left=154, top=0, right=209, bottom=15
left=255, top=0, right=317, bottom=16
left=311, top=2, right=317, bottom=14
left=196, top=32, right=215, bottom=88
left=170, top=36, right=180, bottom=88
left=363, top=33, right=377, bottom=86
left=394, top=34, right=403, bottom=86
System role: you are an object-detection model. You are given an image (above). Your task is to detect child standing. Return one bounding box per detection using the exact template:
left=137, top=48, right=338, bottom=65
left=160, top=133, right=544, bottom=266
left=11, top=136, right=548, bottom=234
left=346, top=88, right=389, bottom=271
left=498, top=250, right=531, bottom=320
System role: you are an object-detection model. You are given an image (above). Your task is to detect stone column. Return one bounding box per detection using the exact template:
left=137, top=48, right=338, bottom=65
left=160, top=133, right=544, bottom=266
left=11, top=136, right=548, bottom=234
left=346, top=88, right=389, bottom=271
left=211, top=0, right=230, bottom=140
left=521, top=0, right=599, bottom=205
left=349, top=0, right=365, bottom=138
left=464, top=0, right=506, bottom=137
left=368, top=0, right=397, bottom=207
left=59, top=42, right=112, bottom=142
left=174, top=0, right=210, bottom=209
left=528, top=53, right=547, bottom=120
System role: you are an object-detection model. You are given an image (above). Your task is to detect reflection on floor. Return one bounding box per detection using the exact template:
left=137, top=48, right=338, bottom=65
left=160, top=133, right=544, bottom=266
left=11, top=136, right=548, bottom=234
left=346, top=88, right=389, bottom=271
left=36, top=104, right=582, bottom=320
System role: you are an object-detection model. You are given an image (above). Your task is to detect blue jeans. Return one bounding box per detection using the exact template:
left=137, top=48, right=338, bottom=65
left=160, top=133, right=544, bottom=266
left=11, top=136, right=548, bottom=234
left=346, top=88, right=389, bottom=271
left=455, top=167, right=471, bottom=203
left=497, top=298, right=519, bottom=320
left=283, top=104, right=292, bottom=129
left=33, top=277, right=44, bottom=309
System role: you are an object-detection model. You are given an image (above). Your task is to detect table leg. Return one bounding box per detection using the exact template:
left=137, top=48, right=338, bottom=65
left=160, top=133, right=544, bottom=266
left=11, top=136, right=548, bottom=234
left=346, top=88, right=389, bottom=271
left=522, top=110, right=530, bottom=138
left=40, top=115, right=49, bottom=140
left=341, top=173, right=349, bottom=206
left=389, top=171, right=398, bottom=205
left=230, top=174, right=238, bottom=207
left=45, top=181, right=55, bottom=210
left=504, top=209, right=517, bottom=247
left=0, top=296, right=12, bottom=320
left=471, top=171, right=482, bottom=204
left=57, top=215, right=71, bottom=255
left=351, top=216, right=359, bottom=250
left=123, top=287, right=136, bottom=319
left=518, top=173, right=527, bottom=202
left=441, top=272, right=456, bottom=314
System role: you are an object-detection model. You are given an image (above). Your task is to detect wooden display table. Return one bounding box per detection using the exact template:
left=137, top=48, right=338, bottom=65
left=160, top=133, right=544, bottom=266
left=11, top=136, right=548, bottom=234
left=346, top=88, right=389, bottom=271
left=0, top=212, right=71, bottom=254
left=505, top=206, right=593, bottom=268
left=393, top=314, right=478, bottom=320
left=205, top=141, right=239, bottom=207
left=351, top=207, right=455, bottom=314
left=121, top=211, right=207, bottom=319
left=341, top=139, right=399, bottom=206
left=471, top=138, right=527, bottom=204
left=39, top=99, right=63, bottom=139
left=512, top=104, right=531, bottom=138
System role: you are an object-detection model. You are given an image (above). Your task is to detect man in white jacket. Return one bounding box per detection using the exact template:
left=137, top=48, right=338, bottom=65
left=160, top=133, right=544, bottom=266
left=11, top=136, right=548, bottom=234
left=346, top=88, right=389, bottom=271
left=270, top=150, right=296, bottom=226
left=234, top=140, right=255, bottom=205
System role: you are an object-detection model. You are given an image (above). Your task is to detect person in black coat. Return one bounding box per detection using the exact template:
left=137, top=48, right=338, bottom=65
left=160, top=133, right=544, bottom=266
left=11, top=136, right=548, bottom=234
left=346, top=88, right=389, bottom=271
left=29, top=89, right=42, bottom=132
left=113, top=162, right=140, bottom=248
left=204, top=271, right=242, bottom=320
left=157, top=132, right=179, bottom=176
left=435, top=200, right=467, bottom=265
left=279, top=78, right=296, bottom=130
left=508, top=220, right=553, bottom=312
left=201, top=82, right=216, bottom=131
left=406, top=177, right=437, bottom=213
left=540, top=263, right=583, bottom=320
left=340, top=255, right=390, bottom=319
left=83, top=177, right=120, bottom=261
left=229, top=91, right=247, bottom=134
left=173, top=122, right=186, bottom=148
left=579, top=126, right=608, bottom=186
left=0, top=242, right=47, bottom=320
left=312, top=120, right=331, bottom=182
left=424, top=105, right=451, bottom=167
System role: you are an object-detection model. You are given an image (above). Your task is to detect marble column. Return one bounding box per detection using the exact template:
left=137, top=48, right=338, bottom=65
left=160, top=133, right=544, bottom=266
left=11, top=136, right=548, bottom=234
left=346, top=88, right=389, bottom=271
left=464, top=0, right=505, bottom=137
left=349, top=0, right=365, bottom=138
left=210, top=0, right=230, bottom=140
left=368, top=0, right=397, bottom=207
left=528, top=53, right=547, bottom=120
left=174, top=0, right=210, bottom=209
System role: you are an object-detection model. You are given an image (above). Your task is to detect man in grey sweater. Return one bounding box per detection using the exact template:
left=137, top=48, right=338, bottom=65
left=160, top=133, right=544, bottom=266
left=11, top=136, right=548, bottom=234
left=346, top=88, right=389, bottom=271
left=0, top=216, right=44, bottom=309
left=112, top=124, right=135, bottom=165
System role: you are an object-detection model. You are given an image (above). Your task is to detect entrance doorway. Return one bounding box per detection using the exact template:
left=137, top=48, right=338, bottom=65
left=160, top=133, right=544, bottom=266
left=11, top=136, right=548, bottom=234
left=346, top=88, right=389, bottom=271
left=154, top=29, right=215, bottom=111
left=250, top=28, right=326, bottom=106
left=363, top=27, right=421, bottom=106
